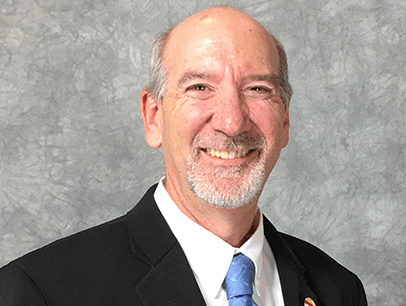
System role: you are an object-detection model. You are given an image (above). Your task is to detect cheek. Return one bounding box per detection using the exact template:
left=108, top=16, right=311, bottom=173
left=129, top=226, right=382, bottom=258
left=166, top=100, right=213, bottom=144
left=249, top=102, right=275, bottom=128
left=178, top=108, right=200, bottom=130
left=248, top=103, right=287, bottom=142
left=176, top=111, right=201, bottom=144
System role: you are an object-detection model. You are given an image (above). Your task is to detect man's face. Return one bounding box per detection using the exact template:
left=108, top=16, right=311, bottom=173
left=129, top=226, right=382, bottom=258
left=155, top=10, right=290, bottom=209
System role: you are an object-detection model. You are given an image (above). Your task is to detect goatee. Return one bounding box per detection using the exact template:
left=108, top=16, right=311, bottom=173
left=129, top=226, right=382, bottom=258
left=187, top=132, right=267, bottom=209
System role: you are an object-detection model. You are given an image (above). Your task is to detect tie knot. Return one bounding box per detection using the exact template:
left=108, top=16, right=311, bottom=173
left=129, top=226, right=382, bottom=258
left=224, top=253, right=256, bottom=301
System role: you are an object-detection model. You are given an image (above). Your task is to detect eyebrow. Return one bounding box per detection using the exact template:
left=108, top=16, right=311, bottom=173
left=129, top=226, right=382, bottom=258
left=177, top=72, right=213, bottom=86
left=176, top=71, right=281, bottom=87
left=240, top=73, right=281, bottom=86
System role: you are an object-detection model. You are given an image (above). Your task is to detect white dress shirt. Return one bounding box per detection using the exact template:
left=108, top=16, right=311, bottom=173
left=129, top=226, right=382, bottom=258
left=154, top=178, right=285, bottom=306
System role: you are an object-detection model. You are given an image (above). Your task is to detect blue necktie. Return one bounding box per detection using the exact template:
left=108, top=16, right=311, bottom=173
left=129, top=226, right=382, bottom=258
left=224, top=253, right=258, bottom=306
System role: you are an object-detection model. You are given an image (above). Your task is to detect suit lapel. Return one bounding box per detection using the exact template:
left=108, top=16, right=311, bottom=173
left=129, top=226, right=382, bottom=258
left=126, top=185, right=206, bottom=306
left=135, top=243, right=206, bottom=306
left=126, top=185, right=318, bottom=305
left=263, top=217, right=318, bottom=306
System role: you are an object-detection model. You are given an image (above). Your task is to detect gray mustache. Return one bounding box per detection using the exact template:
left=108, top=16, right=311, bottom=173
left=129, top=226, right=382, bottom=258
left=223, top=132, right=266, bottom=149
left=193, top=131, right=266, bottom=150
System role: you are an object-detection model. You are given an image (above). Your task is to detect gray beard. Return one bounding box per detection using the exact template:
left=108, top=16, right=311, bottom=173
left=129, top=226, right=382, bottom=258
left=187, top=132, right=267, bottom=209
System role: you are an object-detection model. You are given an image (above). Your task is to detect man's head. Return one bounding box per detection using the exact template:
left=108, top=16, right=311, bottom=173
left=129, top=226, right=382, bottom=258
left=140, top=7, right=291, bottom=209
left=146, top=8, right=292, bottom=110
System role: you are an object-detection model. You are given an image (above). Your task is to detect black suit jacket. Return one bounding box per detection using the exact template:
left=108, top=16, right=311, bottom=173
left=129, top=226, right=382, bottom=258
left=0, top=185, right=367, bottom=305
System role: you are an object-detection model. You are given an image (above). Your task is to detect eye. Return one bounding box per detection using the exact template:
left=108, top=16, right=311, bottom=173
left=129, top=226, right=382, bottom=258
left=243, top=86, right=273, bottom=100
left=187, top=84, right=208, bottom=91
left=185, top=84, right=215, bottom=99
left=250, top=86, right=271, bottom=93
left=251, top=87, right=262, bottom=91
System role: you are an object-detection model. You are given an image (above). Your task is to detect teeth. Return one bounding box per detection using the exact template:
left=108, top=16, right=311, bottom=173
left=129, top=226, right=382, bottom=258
left=207, top=148, right=249, bottom=159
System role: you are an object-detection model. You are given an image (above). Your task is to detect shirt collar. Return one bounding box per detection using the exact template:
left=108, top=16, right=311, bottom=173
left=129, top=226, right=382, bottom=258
left=154, top=178, right=265, bottom=299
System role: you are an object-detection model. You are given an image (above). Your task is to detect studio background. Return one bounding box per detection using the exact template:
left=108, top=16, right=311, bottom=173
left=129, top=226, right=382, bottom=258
left=0, top=0, right=405, bottom=305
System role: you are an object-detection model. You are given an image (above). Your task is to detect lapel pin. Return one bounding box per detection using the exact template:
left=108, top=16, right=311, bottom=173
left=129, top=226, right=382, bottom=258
left=305, top=297, right=316, bottom=306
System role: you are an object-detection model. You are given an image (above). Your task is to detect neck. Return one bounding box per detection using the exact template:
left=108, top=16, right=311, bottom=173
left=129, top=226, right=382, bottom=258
left=164, top=178, right=261, bottom=248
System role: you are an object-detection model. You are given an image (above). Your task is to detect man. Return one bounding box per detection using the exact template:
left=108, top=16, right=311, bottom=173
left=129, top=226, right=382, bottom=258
left=0, top=6, right=367, bottom=306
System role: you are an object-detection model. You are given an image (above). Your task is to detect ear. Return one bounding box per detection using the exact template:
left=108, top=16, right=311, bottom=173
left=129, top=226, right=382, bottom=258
left=140, top=88, right=163, bottom=148
left=281, top=109, right=290, bottom=148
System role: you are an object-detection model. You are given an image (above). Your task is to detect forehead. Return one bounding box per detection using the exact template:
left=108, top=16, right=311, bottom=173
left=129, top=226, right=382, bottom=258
left=163, top=9, right=279, bottom=80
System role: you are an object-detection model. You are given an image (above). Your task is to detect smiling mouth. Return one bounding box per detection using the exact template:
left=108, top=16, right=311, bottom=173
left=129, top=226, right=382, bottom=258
left=201, top=148, right=255, bottom=159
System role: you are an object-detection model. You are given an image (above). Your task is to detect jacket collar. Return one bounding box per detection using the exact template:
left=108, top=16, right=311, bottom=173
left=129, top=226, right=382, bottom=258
left=263, top=217, right=319, bottom=306
left=126, top=184, right=206, bottom=306
left=126, top=184, right=318, bottom=306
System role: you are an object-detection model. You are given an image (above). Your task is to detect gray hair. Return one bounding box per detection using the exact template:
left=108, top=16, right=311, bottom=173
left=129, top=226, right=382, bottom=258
left=146, top=27, right=292, bottom=109
left=146, top=29, right=172, bottom=100
left=271, top=33, right=293, bottom=109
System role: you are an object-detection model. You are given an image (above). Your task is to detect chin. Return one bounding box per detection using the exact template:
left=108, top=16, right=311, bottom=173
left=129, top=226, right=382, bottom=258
left=187, top=159, right=267, bottom=209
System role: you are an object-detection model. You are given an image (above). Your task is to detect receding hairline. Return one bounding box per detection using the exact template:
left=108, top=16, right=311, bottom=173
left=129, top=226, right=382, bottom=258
left=146, top=6, right=292, bottom=108
left=165, top=7, right=276, bottom=59
left=161, top=9, right=280, bottom=78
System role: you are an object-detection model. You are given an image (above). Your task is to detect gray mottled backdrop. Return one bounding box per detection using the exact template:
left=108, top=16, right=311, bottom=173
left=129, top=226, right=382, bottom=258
left=0, top=0, right=405, bottom=304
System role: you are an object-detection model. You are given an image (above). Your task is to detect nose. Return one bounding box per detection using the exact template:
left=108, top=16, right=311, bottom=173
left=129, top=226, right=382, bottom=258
left=210, top=86, right=251, bottom=136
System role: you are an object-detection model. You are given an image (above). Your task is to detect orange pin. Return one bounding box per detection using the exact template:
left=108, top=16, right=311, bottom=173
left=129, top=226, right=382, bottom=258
left=305, top=297, right=316, bottom=306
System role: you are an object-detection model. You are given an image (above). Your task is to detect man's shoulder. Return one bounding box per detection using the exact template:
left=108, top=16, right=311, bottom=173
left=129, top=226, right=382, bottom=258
left=0, top=211, right=152, bottom=305
left=278, top=232, right=367, bottom=303
left=4, top=184, right=160, bottom=271
left=280, top=232, right=355, bottom=276
left=4, top=214, right=131, bottom=271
